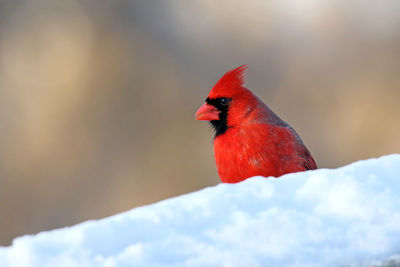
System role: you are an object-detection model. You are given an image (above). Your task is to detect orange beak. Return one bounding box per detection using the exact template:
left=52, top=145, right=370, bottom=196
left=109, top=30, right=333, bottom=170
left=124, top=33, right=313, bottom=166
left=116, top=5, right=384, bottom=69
left=195, top=103, right=220, bottom=121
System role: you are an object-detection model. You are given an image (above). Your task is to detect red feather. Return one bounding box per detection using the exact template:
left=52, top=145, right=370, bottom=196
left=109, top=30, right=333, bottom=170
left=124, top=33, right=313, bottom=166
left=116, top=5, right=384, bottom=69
left=208, top=65, right=248, bottom=99
left=196, top=66, right=317, bottom=183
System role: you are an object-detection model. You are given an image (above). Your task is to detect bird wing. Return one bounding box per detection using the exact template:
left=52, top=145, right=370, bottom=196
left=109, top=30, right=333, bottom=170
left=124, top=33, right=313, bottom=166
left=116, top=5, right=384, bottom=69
left=304, top=155, right=317, bottom=170
left=282, top=126, right=318, bottom=171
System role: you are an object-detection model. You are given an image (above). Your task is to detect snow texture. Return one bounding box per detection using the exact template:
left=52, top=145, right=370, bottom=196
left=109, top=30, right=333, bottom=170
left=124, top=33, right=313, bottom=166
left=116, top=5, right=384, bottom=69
left=1, top=154, right=400, bottom=267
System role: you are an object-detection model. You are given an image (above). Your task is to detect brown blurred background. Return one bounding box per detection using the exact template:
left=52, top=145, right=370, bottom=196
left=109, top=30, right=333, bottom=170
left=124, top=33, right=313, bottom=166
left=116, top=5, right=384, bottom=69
left=0, top=0, right=399, bottom=245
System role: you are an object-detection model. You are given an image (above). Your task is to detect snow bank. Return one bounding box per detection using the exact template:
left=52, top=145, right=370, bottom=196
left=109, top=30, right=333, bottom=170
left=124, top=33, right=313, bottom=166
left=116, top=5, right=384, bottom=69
left=1, top=155, right=400, bottom=267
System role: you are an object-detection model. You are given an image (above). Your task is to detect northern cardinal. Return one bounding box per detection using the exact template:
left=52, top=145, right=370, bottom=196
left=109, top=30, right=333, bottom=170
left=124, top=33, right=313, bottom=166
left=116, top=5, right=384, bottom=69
left=195, top=65, right=317, bottom=183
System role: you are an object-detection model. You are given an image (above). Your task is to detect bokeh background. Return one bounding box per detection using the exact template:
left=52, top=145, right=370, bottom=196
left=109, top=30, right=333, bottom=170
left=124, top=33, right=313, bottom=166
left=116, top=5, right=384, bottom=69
left=0, top=0, right=399, bottom=245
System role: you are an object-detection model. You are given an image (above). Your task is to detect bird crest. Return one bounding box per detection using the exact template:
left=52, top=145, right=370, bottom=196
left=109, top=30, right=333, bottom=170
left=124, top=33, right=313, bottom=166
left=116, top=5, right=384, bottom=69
left=208, top=65, right=248, bottom=99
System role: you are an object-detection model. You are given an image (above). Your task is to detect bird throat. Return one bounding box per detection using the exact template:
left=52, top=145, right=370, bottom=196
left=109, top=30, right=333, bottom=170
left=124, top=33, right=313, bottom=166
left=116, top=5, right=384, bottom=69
left=210, top=114, right=228, bottom=137
left=206, top=98, right=230, bottom=137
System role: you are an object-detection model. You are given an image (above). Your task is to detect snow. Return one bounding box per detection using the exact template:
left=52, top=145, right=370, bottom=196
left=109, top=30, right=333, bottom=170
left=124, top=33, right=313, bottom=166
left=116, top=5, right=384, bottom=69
left=1, top=155, right=400, bottom=267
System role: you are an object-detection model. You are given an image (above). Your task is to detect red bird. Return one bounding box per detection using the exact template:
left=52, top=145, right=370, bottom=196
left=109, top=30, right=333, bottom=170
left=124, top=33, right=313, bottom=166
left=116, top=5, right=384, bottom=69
left=195, top=65, right=317, bottom=183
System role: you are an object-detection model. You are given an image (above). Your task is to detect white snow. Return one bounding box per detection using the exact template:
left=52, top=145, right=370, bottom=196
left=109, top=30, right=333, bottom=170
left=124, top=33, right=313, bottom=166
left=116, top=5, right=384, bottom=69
left=1, top=154, right=400, bottom=267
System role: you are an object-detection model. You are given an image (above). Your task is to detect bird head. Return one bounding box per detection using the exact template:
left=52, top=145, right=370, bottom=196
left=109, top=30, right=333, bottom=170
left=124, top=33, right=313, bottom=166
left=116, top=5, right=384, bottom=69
left=195, top=65, right=259, bottom=137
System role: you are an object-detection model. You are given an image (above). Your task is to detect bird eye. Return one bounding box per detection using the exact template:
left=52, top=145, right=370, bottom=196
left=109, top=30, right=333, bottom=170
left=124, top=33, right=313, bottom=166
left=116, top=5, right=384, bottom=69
left=219, top=98, right=231, bottom=106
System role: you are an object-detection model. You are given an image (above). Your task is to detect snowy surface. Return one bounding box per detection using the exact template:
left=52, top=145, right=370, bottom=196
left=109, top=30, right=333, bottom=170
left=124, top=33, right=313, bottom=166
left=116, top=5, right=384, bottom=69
left=1, top=155, right=400, bottom=267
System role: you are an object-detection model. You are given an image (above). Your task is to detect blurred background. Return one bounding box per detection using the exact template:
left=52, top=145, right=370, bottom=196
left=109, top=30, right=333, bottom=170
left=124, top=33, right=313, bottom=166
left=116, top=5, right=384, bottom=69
left=0, top=0, right=399, bottom=245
